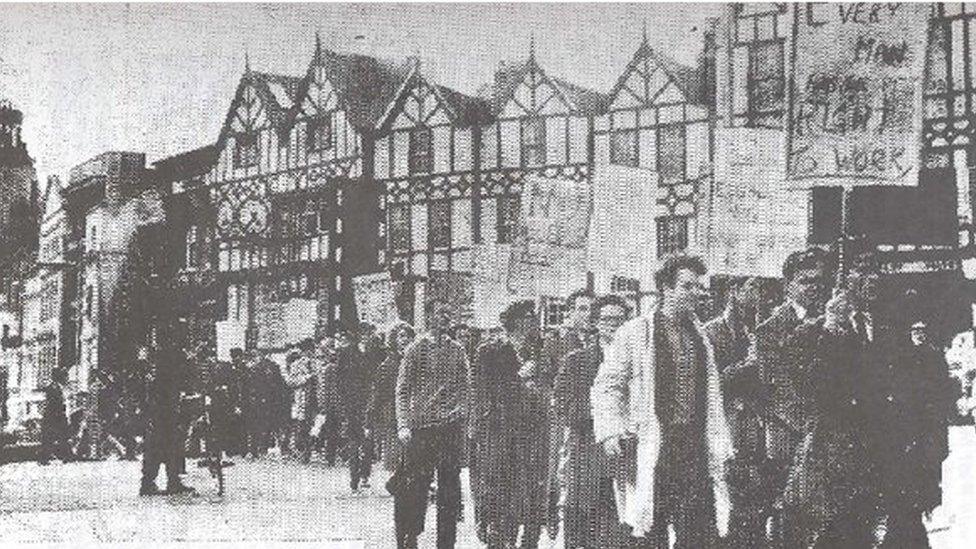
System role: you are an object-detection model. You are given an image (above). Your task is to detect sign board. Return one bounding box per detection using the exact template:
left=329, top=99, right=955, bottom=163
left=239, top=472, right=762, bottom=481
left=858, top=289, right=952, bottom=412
left=472, top=242, right=587, bottom=329
left=353, top=272, right=400, bottom=329
left=521, top=175, right=591, bottom=252
left=254, top=297, right=317, bottom=350
left=215, top=320, right=246, bottom=362
left=587, top=165, right=658, bottom=288
left=786, top=2, right=929, bottom=187
left=710, top=128, right=809, bottom=277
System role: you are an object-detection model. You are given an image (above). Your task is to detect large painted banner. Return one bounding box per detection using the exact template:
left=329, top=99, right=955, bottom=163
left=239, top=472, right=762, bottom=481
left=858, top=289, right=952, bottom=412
left=786, top=2, right=929, bottom=187
left=710, top=128, right=809, bottom=277
left=587, top=165, right=658, bottom=287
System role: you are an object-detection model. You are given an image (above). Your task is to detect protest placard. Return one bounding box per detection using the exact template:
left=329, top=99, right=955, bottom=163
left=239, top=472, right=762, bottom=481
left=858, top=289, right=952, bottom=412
left=786, top=2, right=929, bottom=187
left=710, top=128, right=809, bottom=277
left=352, top=272, right=400, bottom=329
left=587, top=165, right=658, bottom=287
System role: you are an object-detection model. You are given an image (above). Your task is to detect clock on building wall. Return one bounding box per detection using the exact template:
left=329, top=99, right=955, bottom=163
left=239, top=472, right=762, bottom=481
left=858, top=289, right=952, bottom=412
left=217, top=201, right=236, bottom=234
left=239, top=199, right=269, bottom=234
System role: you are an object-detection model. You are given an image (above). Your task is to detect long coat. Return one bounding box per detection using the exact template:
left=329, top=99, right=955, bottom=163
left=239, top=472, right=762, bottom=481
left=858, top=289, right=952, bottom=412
left=367, top=350, right=401, bottom=470
left=590, top=312, right=733, bottom=539
left=473, top=337, right=550, bottom=536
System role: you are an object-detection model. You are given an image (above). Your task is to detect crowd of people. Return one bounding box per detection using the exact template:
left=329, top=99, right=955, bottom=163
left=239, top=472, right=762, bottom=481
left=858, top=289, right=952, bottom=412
left=34, top=246, right=956, bottom=548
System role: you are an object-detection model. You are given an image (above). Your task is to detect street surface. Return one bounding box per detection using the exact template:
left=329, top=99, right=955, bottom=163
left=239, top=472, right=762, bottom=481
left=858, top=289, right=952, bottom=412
left=1, top=426, right=974, bottom=548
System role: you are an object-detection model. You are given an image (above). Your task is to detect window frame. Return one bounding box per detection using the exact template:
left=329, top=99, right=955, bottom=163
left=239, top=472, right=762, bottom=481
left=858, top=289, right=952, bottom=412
left=520, top=117, right=547, bottom=166
left=427, top=200, right=453, bottom=250
left=609, top=127, right=639, bottom=167
left=496, top=195, right=521, bottom=244
left=656, top=215, right=690, bottom=256
left=234, top=133, right=260, bottom=169
left=389, top=203, right=412, bottom=253
left=408, top=127, right=433, bottom=175
left=656, top=123, right=687, bottom=185
left=307, top=117, right=334, bottom=152
left=746, top=39, right=786, bottom=126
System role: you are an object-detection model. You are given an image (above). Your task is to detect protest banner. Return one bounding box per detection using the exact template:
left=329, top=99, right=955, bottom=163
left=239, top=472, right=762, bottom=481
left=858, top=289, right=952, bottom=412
left=710, top=128, right=809, bottom=277
left=786, top=2, right=929, bottom=187
left=215, top=320, right=246, bottom=362
left=255, top=301, right=287, bottom=350
left=521, top=174, right=591, bottom=253
left=353, top=272, right=400, bottom=329
left=587, top=165, right=658, bottom=288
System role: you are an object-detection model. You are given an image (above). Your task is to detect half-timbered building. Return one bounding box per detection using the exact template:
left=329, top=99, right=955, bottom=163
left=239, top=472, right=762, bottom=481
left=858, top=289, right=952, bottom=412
left=373, top=62, right=491, bottom=328
left=478, top=44, right=606, bottom=327
left=199, top=39, right=410, bottom=343
left=711, top=3, right=974, bottom=339
left=593, top=30, right=710, bottom=303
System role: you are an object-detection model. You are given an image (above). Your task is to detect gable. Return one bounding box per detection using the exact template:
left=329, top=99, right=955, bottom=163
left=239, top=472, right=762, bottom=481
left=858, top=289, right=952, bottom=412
left=500, top=65, right=571, bottom=117
left=609, top=45, right=692, bottom=110
left=298, top=66, right=340, bottom=118
left=229, top=83, right=269, bottom=134
left=389, top=77, right=452, bottom=130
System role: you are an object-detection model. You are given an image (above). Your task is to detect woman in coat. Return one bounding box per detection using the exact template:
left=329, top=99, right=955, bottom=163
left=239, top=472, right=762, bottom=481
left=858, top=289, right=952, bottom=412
left=367, top=322, right=415, bottom=471
left=474, top=300, right=545, bottom=549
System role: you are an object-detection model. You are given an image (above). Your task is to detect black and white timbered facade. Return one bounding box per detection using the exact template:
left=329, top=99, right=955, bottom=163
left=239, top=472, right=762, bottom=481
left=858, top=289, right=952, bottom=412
left=595, top=31, right=711, bottom=262
left=184, top=39, right=410, bottom=339
left=373, top=64, right=490, bottom=327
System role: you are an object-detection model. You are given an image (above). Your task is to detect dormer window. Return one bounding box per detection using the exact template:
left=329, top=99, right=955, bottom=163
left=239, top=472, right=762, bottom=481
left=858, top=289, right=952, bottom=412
left=408, top=127, right=432, bottom=174
left=521, top=118, right=546, bottom=166
left=307, top=118, right=333, bottom=151
left=234, top=133, right=260, bottom=168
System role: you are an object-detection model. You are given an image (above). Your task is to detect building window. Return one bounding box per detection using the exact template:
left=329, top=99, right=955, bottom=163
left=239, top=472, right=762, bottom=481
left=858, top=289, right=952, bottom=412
left=521, top=118, right=546, bottom=166
left=185, top=226, right=203, bottom=270
left=541, top=296, right=567, bottom=328
left=307, top=118, right=333, bottom=151
left=496, top=195, right=521, bottom=244
left=656, top=124, right=686, bottom=185
left=428, top=201, right=452, bottom=249
left=409, top=127, right=433, bottom=174
left=40, top=279, right=58, bottom=323
left=747, top=41, right=785, bottom=125
left=389, top=204, right=412, bottom=252
left=656, top=216, right=689, bottom=256
left=234, top=133, right=260, bottom=168
left=609, top=128, right=638, bottom=167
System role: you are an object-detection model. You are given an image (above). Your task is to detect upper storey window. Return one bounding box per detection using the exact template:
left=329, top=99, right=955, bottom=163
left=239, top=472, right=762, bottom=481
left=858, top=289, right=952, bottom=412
left=234, top=133, right=260, bottom=168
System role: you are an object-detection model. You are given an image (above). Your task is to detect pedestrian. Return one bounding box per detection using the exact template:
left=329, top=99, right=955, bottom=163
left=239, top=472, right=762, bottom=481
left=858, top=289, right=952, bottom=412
left=393, top=301, right=470, bottom=549
left=280, top=340, right=318, bottom=462
left=875, top=319, right=954, bottom=548
left=140, top=338, right=195, bottom=496
left=554, top=294, right=632, bottom=548
left=337, top=326, right=373, bottom=491
left=471, top=300, right=541, bottom=547
left=729, top=247, right=834, bottom=544
left=242, top=350, right=275, bottom=458
left=313, top=334, right=342, bottom=466
left=367, top=322, right=415, bottom=471
left=703, top=277, right=779, bottom=549
left=38, top=367, right=73, bottom=465
left=543, top=288, right=596, bottom=538
left=591, top=254, right=733, bottom=547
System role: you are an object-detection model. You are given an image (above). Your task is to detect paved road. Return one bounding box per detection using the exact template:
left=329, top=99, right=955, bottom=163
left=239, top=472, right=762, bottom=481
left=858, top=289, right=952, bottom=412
left=1, top=427, right=974, bottom=547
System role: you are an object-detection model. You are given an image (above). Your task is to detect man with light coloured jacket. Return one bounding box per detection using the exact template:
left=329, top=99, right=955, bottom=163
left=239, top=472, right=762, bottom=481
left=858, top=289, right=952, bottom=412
left=590, top=254, right=733, bottom=548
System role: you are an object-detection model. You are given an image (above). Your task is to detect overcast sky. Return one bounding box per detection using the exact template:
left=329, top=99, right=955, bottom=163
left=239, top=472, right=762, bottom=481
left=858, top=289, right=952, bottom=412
left=0, top=2, right=720, bottom=185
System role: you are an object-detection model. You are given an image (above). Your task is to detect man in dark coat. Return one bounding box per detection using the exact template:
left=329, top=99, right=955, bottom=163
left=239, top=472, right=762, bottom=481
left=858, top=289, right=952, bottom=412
left=337, top=327, right=372, bottom=491
left=725, top=248, right=834, bottom=546
left=555, top=294, right=632, bottom=548
left=542, top=289, right=595, bottom=538
left=703, top=277, right=779, bottom=548
left=140, top=340, right=195, bottom=496
left=39, top=367, right=72, bottom=465
left=473, top=300, right=542, bottom=548
left=876, top=320, right=954, bottom=548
